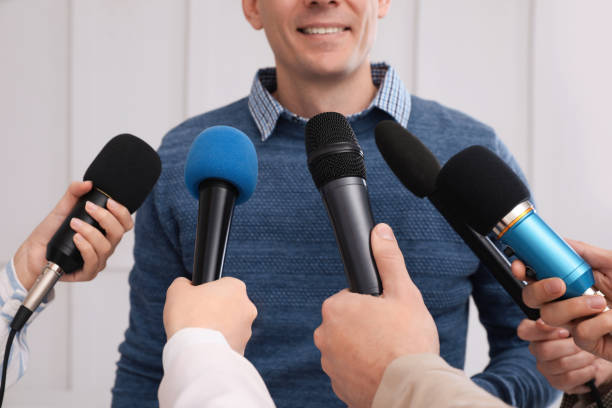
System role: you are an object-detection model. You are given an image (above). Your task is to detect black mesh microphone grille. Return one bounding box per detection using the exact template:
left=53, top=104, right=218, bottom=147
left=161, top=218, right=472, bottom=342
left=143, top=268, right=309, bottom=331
left=375, top=120, right=440, bottom=198
left=308, top=152, right=366, bottom=188
left=305, top=112, right=358, bottom=154
left=83, top=134, right=162, bottom=213
left=305, top=112, right=366, bottom=188
left=436, top=145, right=531, bottom=235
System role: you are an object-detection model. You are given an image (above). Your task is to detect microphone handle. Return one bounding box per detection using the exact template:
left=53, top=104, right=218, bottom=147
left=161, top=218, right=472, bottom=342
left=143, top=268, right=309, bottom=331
left=428, top=189, right=540, bottom=320
left=320, top=177, right=382, bottom=295
left=46, top=189, right=108, bottom=274
left=192, top=179, right=237, bottom=285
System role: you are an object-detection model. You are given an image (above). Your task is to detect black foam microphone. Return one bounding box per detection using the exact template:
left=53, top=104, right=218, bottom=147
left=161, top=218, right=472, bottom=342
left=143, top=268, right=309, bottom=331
left=375, top=121, right=539, bottom=320
left=13, top=134, right=162, bottom=331
left=305, top=112, right=381, bottom=295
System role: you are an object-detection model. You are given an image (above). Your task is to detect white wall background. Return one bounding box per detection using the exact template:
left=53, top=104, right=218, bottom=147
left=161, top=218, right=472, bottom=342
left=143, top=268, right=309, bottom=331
left=1, top=1, right=610, bottom=406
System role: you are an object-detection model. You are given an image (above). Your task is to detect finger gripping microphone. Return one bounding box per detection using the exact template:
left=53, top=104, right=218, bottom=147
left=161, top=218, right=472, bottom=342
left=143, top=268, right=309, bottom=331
left=14, top=134, right=162, bottom=332
left=375, top=121, right=539, bottom=319
left=305, top=112, right=381, bottom=295
left=184, top=126, right=258, bottom=285
left=436, top=145, right=598, bottom=299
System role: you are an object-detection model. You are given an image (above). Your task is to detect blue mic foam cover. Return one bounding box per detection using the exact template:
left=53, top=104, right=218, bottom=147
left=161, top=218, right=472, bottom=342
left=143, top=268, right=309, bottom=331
left=184, top=126, right=258, bottom=204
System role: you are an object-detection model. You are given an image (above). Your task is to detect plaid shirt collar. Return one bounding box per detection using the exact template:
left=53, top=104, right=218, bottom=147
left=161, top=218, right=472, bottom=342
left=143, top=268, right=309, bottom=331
left=248, top=63, right=411, bottom=141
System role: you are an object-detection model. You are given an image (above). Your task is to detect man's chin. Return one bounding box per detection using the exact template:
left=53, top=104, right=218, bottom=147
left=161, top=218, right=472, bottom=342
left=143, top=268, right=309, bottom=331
left=296, top=57, right=363, bottom=80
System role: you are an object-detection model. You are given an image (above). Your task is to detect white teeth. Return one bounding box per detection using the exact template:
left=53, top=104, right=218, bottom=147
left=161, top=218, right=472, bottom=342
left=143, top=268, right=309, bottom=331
left=302, top=27, right=345, bottom=35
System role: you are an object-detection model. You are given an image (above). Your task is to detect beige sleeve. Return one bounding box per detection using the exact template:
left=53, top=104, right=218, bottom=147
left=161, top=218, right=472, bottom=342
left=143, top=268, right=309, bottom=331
left=372, top=354, right=511, bottom=408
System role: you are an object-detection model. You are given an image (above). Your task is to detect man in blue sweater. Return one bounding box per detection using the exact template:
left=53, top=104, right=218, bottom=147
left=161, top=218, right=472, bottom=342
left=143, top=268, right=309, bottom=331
left=112, top=0, right=556, bottom=406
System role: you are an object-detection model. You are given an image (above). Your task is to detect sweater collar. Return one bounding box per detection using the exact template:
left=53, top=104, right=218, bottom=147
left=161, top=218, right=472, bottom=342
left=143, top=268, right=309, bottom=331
left=248, top=63, right=412, bottom=142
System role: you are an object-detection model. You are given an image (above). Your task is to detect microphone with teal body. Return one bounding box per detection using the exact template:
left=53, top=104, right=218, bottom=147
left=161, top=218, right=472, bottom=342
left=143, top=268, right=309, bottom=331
left=436, top=145, right=600, bottom=299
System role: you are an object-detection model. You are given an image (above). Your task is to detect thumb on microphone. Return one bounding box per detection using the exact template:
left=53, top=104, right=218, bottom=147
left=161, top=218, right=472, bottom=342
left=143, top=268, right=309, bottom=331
left=370, top=223, right=417, bottom=299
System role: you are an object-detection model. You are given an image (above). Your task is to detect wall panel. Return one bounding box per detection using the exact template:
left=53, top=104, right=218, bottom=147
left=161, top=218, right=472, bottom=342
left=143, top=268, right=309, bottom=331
left=532, top=0, right=612, bottom=249
left=0, top=0, right=71, bottom=261
left=70, top=0, right=188, bottom=271
left=416, top=0, right=532, bottom=174
left=0, top=0, right=71, bottom=404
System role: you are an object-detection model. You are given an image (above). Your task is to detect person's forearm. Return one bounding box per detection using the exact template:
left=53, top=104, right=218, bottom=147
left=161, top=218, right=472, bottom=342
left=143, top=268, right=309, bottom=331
left=0, top=259, right=52, bottom=388
left=158, top=328, right=275, bottom=408
left=373, top=354, right=510, bottom=408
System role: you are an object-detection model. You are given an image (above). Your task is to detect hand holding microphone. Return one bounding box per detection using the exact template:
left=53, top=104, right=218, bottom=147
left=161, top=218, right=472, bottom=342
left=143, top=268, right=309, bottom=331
left=314, top=223, right=439, bottom=408
left=163, top=277, right=258, bottom=355
left=1, top=134, right=161, bottom=406
left=515, top=241, right=612, bottom=363
left=11, top=134, right=160, bottom=330
left=13, top=181, right=133, bottom=290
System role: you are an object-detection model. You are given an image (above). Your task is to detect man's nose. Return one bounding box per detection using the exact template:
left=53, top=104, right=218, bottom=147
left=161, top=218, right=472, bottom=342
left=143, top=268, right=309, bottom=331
left=305, top=0, right=340, bottom=8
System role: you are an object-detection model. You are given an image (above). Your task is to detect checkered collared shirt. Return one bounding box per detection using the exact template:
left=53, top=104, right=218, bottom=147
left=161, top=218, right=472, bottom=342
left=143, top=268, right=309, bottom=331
left=247, top=63, right=412, bottom=141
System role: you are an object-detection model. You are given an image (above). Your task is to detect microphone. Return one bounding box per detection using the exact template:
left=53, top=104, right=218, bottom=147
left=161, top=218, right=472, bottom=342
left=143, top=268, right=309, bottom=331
left=436, top=145, right=599, bottom=299
left=305, top=112, right=381, bottom=295
left=13, top=134, right=162, bottom=332
left=375, top=121, right=539, bottom=319
left=184, top=126, right=258, bottom=285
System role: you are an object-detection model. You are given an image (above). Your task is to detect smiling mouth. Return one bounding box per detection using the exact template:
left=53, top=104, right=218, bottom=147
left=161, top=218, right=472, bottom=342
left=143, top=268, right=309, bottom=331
left=297, top=27, right=350, bottom=35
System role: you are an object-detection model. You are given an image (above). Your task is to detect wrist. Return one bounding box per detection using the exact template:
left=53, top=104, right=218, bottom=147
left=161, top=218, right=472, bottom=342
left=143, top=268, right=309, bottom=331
left=13, top=243, right=37, bottom=291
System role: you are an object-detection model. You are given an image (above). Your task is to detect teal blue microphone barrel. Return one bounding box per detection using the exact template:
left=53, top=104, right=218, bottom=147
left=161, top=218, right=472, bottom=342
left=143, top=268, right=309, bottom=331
left=495, top=202, right=593, bottom=298
left=436, top=145, right=600, bottom=299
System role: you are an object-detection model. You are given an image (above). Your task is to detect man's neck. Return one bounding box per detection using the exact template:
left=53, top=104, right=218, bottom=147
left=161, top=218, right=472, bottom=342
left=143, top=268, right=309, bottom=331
left=273, top=61, right=378, bottom=119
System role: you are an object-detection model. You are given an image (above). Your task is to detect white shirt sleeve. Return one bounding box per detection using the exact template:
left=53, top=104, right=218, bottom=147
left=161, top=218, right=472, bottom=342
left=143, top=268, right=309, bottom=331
left=0, top=259, right=53, bottom=388
left=158, top=328, right=276, bottom=408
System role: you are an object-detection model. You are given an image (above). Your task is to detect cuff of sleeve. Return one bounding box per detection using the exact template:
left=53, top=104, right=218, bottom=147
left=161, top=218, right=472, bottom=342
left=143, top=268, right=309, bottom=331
left=372, top=354, right=464, bottom=408
left=1, top=258, right=53, bottom=325
left=7, top=259, right=27, bottom=296
left=162, top=328, right=230, bottom=370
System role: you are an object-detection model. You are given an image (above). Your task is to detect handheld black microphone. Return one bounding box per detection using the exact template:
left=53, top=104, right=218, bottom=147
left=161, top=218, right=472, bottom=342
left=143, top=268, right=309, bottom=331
left=375, top=121, right=539, bottom=320
left=305, top=112, right=381, bottom=295
left=184, top=126, right=258, bottom=285
left=13, top=134, right=162, bottom=331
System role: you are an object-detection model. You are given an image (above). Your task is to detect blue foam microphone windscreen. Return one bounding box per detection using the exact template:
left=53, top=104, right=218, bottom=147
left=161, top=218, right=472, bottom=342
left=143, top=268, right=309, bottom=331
left=184, top=126, right=258, bottom=204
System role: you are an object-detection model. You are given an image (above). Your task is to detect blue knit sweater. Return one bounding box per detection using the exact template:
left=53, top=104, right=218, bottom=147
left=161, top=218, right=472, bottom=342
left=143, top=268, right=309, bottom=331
left=112, top=96, right=557, bottom=407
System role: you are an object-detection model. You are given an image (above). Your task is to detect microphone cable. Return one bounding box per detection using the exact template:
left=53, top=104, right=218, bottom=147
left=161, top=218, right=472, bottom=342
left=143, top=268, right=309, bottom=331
left=587, top=379, right=604, bottom=408
left=0, top=329, right=16, bottom=407
left=0, top=305, right=33, bottom=407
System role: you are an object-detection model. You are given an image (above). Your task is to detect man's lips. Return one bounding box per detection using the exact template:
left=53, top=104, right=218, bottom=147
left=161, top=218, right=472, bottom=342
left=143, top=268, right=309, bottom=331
left=297, top=26, right=350, bottom=35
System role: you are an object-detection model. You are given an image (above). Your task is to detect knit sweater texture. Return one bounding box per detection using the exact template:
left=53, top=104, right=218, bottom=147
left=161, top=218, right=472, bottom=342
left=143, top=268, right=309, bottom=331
left=112, top=96, right=557, bottom=407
